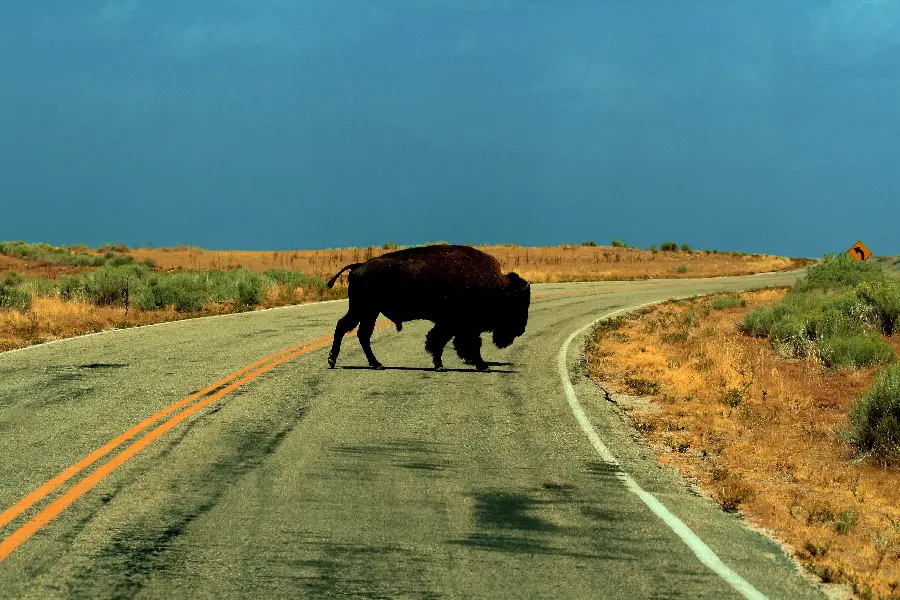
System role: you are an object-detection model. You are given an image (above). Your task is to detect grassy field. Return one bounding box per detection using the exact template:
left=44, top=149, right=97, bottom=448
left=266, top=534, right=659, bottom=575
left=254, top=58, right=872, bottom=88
left=0, top=241, right=808, bottom=353
left=585, top=256, right=900, bottom=598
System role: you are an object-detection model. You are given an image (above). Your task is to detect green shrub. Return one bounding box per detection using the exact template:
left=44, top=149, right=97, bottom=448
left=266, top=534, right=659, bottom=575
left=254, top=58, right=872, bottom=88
left=660, top=242, right=678, bottom=252
left=234, top=271, right=265, bottom=307
left=681, top=243, right=693, bottom=253
left=134, top=270, right=264, bottom=311
left=611, top=239, right=626, bottom=248
left=58, top=275, right=85, bottom=300
left=712, top=295, right=745, bottom=310
left=71, top=254, right=107, bottom=267
left=23, top=278, right=57, bottom=298
left=849, top=363, right=900, bottom=464
left=167, top=275, right=205, bottom=312
left=741, top=304, right=784, bottom=338
left=202, top=270, right=237, bottom=303
left=856, top=279, right=900, bottom=335
left=382, top=242, right=398, bottom=250
left=796, top=253, right=884, bottom=293
left=820, top=292, right=869, bottom=323
left=805, top=307, right=864, bottom=341
left=675, top=265, right=689, bottom=274
left=84, top=268, right=130, bottom=305
left=649, top=244, right=658, bottom=252
left=819, top=335, right=894, bottom=369
left=582, top=240, right=597, bottom=247
left=0, top=282, right=32, bottom=312
left=133, top=278, right=175, bottom=311
left=0, top=240, right=111, bottom=267
left=263, top=269, right=324, bottom=289
left=768, top=313, right=816, bottom=358
left=3, top=271, right=24, bottom=287
left=44, top=265, right=312, bottom=312
left=105, top=254, right=135, bottom=267
left=834, top=508, right=859, bottom=534
left=83, top=264, right=149, bottom=306
left=741, top=290, right=877, bottom=362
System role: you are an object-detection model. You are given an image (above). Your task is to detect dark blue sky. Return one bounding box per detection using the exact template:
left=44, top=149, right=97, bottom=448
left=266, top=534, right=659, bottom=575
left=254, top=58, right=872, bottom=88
left=2, top=1, right=898, bottom=256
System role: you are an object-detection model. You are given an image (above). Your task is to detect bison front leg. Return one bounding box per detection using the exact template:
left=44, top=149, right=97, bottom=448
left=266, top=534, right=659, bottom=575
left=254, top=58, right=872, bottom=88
left=453, top=332, right=489, bottom=371
left=425, top=323, right=454, bottom=371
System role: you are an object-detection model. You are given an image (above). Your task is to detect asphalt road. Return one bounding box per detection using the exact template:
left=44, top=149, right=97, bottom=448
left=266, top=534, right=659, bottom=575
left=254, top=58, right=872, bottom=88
left=0, top=272, right=828, bottom=599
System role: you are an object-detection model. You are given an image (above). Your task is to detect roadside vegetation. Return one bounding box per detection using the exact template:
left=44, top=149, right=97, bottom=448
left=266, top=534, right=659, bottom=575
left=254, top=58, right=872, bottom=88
left=1, top=239, right=806, bottom=352
left=741, top=254, right=899, bottom=369
left=1, top=263, right=337, bottom=313
left=0, top=242, right=346, bottom=352
left=585, top=254, right=900, bottom=598
left=126, top=242, right=807, bottom=284
left=0, top=240, right=154, bottom=270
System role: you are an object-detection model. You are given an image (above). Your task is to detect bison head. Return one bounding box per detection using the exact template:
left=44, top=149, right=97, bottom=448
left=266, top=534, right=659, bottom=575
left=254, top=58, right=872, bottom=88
left=491, top=272, right=531, bottom=348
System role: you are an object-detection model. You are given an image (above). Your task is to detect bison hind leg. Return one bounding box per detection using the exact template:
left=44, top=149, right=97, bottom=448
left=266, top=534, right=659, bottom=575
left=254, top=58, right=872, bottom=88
left=329, top=310, right=361, bottom=368
left=357, top=312, right=384, bottom=369
left=453, top=333, right=489, bottom=371
left=425, top=324, right=454, bottom=371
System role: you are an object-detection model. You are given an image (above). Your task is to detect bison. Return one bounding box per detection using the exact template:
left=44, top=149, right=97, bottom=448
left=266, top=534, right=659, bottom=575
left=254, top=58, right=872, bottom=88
left=325, top=245, right=531, bottom=371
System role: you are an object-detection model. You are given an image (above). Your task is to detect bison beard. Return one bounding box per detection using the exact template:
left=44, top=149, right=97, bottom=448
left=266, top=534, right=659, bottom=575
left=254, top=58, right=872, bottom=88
left=326, top=245, right=531, bottom=371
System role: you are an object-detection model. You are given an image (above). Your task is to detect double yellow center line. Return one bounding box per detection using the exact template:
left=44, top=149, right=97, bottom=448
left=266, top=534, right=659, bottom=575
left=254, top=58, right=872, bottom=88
left=0, top=324, right=390, bottom=563
left=0, top=285, right=619, bottom=562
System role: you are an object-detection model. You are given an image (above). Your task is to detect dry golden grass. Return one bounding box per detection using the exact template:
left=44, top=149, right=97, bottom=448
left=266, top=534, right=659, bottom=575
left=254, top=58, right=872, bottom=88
left=0, top=297, right=201, bottom=352
left=586, top=291, right=900, bottom=598
left=128, top=245, right=807, bottom=284
left=0, top=253, right=91, bottom=279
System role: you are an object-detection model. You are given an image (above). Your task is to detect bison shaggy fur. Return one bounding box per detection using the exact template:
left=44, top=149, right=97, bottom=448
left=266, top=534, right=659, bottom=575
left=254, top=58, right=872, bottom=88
left=326, top=245, right=531, bottom=371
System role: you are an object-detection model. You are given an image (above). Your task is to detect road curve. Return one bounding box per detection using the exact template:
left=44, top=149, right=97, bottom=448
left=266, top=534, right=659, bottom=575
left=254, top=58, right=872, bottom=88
left=0, top=272, right=827, bottom=599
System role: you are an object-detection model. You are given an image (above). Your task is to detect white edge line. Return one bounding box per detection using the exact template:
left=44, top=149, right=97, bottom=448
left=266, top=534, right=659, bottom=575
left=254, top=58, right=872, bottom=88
left=0, top=298, right=349, bottom=358
left=558, top=299, right=768, bottom=600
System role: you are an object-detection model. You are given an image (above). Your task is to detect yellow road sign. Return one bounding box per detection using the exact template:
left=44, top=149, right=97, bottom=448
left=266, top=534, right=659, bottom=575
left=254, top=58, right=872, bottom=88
left=848, top=240, right=872, bottom=262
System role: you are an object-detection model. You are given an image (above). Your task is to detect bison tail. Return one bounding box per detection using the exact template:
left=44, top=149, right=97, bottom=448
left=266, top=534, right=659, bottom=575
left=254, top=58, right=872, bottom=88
left=326, top=263, right=365, bottom=288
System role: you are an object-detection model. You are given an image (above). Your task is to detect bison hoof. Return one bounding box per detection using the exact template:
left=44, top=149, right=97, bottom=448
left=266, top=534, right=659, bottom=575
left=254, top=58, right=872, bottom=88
left=475, top=362, right=490, bottom=371
left=328, top=356, right=337, bottom=369
left=434, top=365, right=446, bottom=372
left=370, top=362, right=385, bottom=370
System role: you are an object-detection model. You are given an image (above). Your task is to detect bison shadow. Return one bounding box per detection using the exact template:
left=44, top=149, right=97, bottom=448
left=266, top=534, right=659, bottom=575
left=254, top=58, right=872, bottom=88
left=337, top=363, right=517, bottom=374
